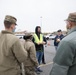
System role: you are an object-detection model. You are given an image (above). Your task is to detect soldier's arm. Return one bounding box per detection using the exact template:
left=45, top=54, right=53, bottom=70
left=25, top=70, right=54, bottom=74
left=50, top=41, right=75, bottom=75
left=12, top=39, right=28, bottom=63
left=29, top=44, right=39, bottom=67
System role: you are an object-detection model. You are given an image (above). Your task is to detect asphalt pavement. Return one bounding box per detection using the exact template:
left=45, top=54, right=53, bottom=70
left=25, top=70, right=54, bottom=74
left=38, top=40, right=56, bottom=75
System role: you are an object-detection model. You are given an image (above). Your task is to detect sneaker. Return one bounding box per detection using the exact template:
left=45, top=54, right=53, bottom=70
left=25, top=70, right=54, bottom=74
left=35, top=69, right=40, bottom=74
left=37, top=68, right=43, bottom=72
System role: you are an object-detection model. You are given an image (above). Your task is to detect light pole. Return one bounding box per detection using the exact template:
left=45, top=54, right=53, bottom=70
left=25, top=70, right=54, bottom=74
left=40, top=16, right=42, bottom=31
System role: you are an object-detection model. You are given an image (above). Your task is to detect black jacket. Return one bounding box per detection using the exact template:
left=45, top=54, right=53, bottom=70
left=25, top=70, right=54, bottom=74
left=54, top=34, right=64, bottom=46
left=32, top=36, right=47, bottom=51
left=32, top=26, right=47, bottom=51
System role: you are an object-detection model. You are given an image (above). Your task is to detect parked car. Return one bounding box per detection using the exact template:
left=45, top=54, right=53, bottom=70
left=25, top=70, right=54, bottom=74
left=45, top=34, right=56, bottom=40
left=49, top=35, right=56, bottom=40
left=15, top=34, right=25, bottom=39
left=45, top=34, right=52, bottom=40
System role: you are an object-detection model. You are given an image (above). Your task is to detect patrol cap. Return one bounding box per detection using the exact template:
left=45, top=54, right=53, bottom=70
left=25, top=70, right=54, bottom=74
left=65, top=12, right=76, bottom=22
left=25, top=33, right=32, bottom=37
left=4, top=15, right=17, bottom=25
left=23, top=33, right=33, bottom=40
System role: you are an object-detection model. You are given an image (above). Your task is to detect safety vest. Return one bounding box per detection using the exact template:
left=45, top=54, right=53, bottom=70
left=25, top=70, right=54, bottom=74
left=34, top=33, right=43, bottom=44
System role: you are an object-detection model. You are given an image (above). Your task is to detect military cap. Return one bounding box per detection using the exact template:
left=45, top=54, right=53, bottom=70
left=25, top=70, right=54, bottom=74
left=65, top=12, right=76, bottom=22
left=4, top=15, right=17, bottom=25
left=25, top=33, right=32, bottom=37
left=23, top=33, right=33, bottom=40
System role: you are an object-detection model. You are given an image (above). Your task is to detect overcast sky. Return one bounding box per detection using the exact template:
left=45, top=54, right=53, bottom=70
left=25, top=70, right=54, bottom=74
left=0, top=0, right=76, bottom=32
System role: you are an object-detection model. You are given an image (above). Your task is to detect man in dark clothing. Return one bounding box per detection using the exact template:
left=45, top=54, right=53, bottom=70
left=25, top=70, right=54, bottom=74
left=32, top=26, right=46, bottom=72
left=54, top=29, right=64, bottom=51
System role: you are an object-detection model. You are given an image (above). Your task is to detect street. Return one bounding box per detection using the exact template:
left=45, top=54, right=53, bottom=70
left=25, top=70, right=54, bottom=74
left=39, top=40, right=56, bottom=75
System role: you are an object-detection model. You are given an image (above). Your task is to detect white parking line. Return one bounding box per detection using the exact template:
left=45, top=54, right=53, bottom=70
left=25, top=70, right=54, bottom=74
left=39, top=62, right=53, bottom=67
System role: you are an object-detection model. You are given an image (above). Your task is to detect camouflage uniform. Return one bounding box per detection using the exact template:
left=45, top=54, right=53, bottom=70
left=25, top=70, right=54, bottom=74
left=23, top=33, right=38, bottom=75
left=0, top=15, right=27, bottom=75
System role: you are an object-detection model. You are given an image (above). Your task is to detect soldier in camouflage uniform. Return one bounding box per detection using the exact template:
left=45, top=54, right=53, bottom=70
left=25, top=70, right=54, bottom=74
left=23, top=33, right=39, bottom=75
left=0, top=15, right=27, bottom=75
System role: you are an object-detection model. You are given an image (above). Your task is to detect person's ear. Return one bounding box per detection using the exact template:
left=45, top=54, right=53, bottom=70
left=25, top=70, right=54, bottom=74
left=10, top=24, right=15, bottom=30
left=69, top=21, right=72, bottom=28
left=10, top=24, right=13, bottom=29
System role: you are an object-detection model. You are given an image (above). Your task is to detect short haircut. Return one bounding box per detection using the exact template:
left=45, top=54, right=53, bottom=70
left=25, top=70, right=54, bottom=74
left=57, top=29, right=62, bottom=32
left=4, top=21, right=13, bottom=28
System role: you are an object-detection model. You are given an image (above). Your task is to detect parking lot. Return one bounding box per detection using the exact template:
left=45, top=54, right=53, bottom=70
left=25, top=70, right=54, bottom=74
left=39, top=40, right=56, bottom=75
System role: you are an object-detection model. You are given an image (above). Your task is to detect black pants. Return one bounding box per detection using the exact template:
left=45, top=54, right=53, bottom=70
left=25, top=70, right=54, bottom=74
left=42, top=52, right=45, bottom=63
